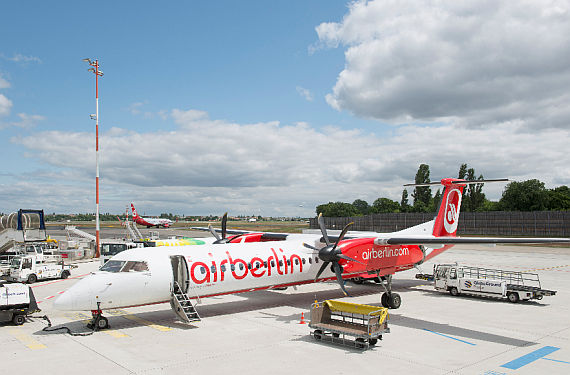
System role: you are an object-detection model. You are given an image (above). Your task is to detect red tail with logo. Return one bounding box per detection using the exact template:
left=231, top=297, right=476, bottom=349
left=131, top=203, right=139, bottom=219
left=432, top=178, right=466, bottom=237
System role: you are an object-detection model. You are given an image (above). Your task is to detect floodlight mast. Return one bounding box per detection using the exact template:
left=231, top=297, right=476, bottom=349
left=84, top=58, right=104, bottom=258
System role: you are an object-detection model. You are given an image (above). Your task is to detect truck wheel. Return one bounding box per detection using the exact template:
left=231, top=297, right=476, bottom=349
left=61, top=270, right=70, bottom=279
left=355, top=338, right=367, bottom=349
left=507, top=292, right=519, bottom=303
left=368, top=338, right=378, bottom=346
left=27, top=274, right=38, bottom=284
left=388, top=293, right=401, bottom=309
left=313, top=330, right=323, bottom=341
left=12, top=314, right=26, bottom=325
left=381, top=293, right=389, bottom=308
left=449, top=287, right=459, bottom=296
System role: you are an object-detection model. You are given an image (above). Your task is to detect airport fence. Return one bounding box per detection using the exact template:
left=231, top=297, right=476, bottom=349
left=309, top=211, right=570, bottom=237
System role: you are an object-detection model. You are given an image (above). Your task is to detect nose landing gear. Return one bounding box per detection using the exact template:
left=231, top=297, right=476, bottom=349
left=87, top=302, right=109, bottom=330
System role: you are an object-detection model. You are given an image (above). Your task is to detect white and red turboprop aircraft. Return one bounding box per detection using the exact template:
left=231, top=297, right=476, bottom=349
left=131, top=203, right=173, bottom=228
left=55, top=179, right=570, bottom=329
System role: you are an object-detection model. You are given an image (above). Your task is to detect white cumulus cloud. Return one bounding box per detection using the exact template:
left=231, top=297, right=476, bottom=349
left=9, top=109, right=569, bottom=215
left=317, top=0, right=570, bottom=129
left=0, top=94, right=13, bottom=117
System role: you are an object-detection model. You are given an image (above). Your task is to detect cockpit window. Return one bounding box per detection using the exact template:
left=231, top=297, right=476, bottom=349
left=100, top=260, right=125, bottom=272
left=100, top=260, right=148, bottom=272
left=121, top=261, right=149, bottom=272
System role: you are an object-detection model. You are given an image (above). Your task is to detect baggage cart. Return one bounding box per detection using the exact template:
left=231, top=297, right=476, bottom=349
left=309, top=300, right=389, bottom=350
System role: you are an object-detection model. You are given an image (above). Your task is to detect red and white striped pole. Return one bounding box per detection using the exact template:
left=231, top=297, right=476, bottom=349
left=84, top=58, right=104, bottom=258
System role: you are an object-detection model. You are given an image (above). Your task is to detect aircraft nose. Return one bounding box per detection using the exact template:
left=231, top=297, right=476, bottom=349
left=54, top=276, right=95, bottom=311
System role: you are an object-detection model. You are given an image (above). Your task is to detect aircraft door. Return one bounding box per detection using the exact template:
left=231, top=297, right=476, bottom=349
left=170, top=255, right=189, bottom=294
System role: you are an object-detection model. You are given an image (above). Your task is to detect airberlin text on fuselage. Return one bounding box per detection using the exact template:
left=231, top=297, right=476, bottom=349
left=361, top=247, right=409, bottom=260
left=189, top=248, right=304, bottom=285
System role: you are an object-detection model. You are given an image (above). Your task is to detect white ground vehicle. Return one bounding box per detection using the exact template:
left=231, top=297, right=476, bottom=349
left=100, top=241, right=145, bottom=265
left=8, top=255, right=73, bottom=284
left=0, top=281, right=40, bottom=325
left=421, top=264, right=556, bottom=303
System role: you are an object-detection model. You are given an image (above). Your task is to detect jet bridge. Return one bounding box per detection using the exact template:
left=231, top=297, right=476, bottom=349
left=0, top=210, right=47, bottom=254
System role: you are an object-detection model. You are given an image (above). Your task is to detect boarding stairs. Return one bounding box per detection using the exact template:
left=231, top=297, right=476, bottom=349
left=171, top=281, right=201, bottom=323
left=124, top=221, right=143, bottom=241
left=65, top=226, right=96, bottom=241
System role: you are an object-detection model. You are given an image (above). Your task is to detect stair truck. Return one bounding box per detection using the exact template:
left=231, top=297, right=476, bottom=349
left=417, top=264, right=556, bottom=303
left=309, top=300, right=390, bottom=349
left=0, top=281, right=40, bottom=325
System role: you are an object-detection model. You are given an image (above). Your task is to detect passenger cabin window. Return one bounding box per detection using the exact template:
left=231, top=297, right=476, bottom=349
left=221, top=265, right=226, bottom=272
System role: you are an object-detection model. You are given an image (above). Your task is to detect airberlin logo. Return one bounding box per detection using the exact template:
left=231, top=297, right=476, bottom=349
left=189, top=248, right=303, bottom=285
left=361, top=247, right=409, bottom=260
left=443, top=189, right=462, bottom=234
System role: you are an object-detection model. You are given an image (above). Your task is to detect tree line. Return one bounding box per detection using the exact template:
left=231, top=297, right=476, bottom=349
left=316, top=164, right=570, bottom=217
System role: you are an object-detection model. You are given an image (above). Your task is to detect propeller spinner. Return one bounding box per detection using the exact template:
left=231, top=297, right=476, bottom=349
left=303, top=213, right=362, bottom=296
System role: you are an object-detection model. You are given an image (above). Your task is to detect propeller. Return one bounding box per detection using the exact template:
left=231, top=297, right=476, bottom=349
left=303, top=213, right=363, bottom=296
left=209, top=213, right=229, bottom=244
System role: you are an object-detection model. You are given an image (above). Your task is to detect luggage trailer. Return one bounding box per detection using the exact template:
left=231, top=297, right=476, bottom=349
left=417, top=264, right=556, bottom=303
left=309, top=300, right=390, bottom=350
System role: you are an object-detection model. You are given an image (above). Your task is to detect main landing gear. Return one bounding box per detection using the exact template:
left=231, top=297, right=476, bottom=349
left=87, top=303, right=109, bottom=330
left=379, top=274, right=401, bottom=309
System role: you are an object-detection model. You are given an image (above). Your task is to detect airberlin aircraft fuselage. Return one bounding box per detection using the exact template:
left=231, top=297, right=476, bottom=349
left=54, top=236, right=426, bottom=311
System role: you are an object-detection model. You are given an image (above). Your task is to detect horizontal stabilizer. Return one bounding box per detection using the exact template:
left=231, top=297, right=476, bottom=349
left=404, top=178, right=509, bottom=187
left=375, top=236, right=570, bottom=245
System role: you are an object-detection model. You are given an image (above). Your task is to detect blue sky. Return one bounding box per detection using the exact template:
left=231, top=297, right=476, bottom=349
left=1, top=1, right=569, bottom=216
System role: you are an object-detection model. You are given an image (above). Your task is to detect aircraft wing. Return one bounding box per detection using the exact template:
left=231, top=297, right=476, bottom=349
left=191, top=226, right=290, bottom=240
left=373, top=236, right=570, bottom=245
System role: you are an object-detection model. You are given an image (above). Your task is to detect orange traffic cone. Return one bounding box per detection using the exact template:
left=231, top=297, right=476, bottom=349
left=299, top=312, right=307, bottom=324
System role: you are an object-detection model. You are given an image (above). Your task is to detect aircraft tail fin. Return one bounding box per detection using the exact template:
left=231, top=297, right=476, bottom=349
left=431, top=179, right=466, bottom=237
left=131, top=203, right=139, bottom=219
left=404, top=178, right=508, bottom=237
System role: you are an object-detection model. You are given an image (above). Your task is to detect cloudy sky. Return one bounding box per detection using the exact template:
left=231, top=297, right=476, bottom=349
left=1, top=1, right=569, bottom=216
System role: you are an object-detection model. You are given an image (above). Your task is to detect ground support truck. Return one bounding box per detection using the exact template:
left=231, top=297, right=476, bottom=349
left=0, top=281, right=40, bottom=325
left=309, top=300, right=390, bottom=350
left=416, top=264, right=556, bottom=303
left=8, top=254, right=74, bottom=284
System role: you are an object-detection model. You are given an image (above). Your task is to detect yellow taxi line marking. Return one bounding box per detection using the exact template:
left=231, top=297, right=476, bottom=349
left=121, top=315, right=172, bottom=332
left=8, top=328, right=46, bottom=350
left=106, top=308, right=171, bottom=332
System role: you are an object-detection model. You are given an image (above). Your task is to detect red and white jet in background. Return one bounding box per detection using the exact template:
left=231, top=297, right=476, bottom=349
left=55, top=178, right=570, bottom=329
left=131, top=203, right=173, bottom=228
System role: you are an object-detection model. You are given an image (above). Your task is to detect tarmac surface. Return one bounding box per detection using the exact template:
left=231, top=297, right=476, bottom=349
left=1, top=234, right=569, bottom=374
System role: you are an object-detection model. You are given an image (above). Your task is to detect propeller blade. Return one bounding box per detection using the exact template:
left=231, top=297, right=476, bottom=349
left=303, top=243, right=319, bottom=251
left=338, top=254, right=365, bottom=265
left=208, top=224, right=221, bottom=241
left=317, top=213, right=331, bottom=246
left=315, top=262, right=329, bottom=281
left=332, top=221, right=353, bottom=250
left=332, top=262, right=349, bottom=296
left=221, top=212, right=228, bottom=240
